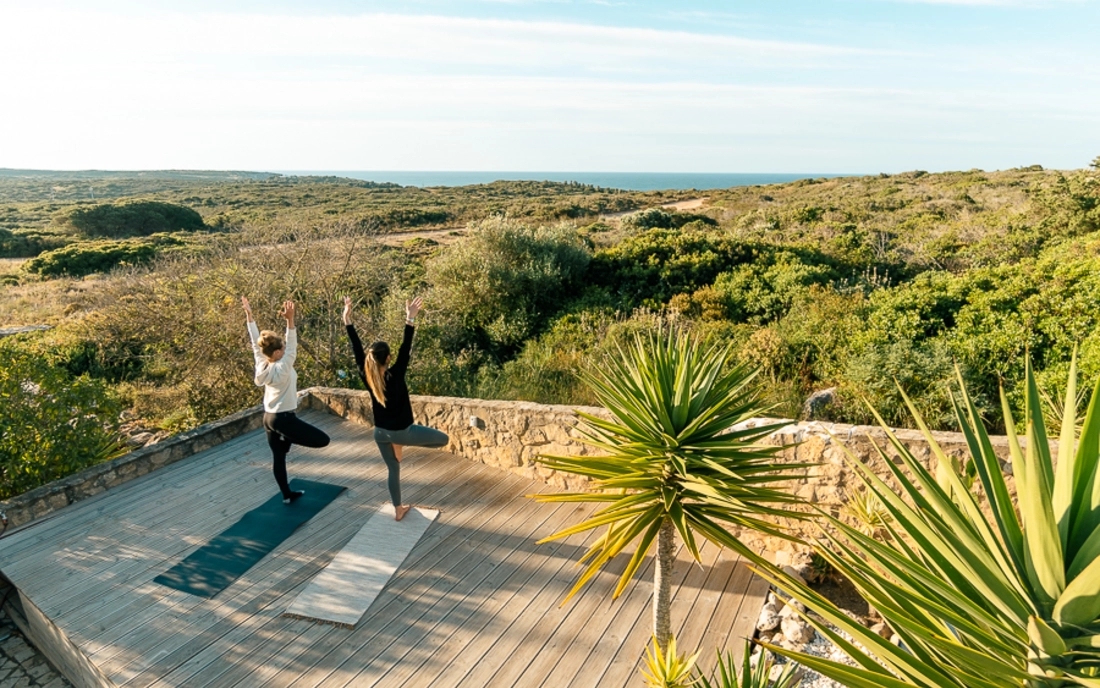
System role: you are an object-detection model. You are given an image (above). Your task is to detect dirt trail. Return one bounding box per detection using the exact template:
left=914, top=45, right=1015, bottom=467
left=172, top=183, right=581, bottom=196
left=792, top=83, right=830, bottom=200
left=378, top=197, right=709, bottom=244
left=376, top=227, right=466, bottom=246
left=600, top=197, right=708, bottom=220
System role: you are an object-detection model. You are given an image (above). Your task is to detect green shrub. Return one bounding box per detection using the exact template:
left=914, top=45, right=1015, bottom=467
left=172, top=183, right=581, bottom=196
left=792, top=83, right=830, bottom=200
left=0, top=342, right=123, bottom=499
left=425, top=217, right=590, bottom=356
left=841, top=337, right=982, bottom=429
left=55, top=200, right=205, bottom=238
left=80, top=224, right=401, bottom=426
left=0, top=228, right=71, bottom=258
left=621, top=207, right=716, bottom=231
left=22, top=234, right=191, bottom=277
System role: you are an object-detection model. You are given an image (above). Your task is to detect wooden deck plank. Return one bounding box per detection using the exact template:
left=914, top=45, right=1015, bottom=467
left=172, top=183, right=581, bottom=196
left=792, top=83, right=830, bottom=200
left=450, top=528, right=613, bottom=688
left=177, top=464, right=536, bottom=688
left=274, top=462, right=533, bottom=688
left=60, top=428, right=388, bottom=634
left=279, top=467, right=541, bottom=688
left=0, top=409, right=356, bottom=557
left=333, top=488, right=577, bottom=687
left=385, top=498, right=588, bottom=688
left=592, top=540, right=725, bottom=688
left=502, top=534, right=653, bottom=688
left=422, top=504, right=603, bottom=688
left=543, top=539, right=723, bottom=688
left=0, top=409, right=774, bottom=688
left=71, top=414, right=394, bottom=660
left=80, top=429, right=442, bottom=671
left=3, top=411, right=354, bottom=597
left=120, top=449, right=494, bottom=687
left=717, top=563, right=772, bottom=665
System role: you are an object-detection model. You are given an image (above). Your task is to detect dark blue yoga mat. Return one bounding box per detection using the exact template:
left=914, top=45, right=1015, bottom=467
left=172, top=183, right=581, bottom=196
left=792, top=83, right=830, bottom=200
left=154, top=479, right=346, bottom=598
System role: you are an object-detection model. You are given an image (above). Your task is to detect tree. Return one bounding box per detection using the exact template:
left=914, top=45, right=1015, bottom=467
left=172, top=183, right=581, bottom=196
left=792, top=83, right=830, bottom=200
left=0, top=342, right=123, bottom=498
left=530, top=328, right=809, bottom=650
left=762, top=356, right=1100, bottom=687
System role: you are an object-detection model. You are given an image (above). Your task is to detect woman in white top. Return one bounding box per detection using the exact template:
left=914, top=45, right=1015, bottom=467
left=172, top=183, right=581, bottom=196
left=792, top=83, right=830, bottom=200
left=242, top=297, right=330, bottom=504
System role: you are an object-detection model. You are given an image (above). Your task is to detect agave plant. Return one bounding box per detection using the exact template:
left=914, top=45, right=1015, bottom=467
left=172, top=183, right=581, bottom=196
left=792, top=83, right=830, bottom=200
left=642, top=634, right=700, bottom=688
left=531, top=328, right=810, bottom=649
left=697, top=641, right=801, bottom=688
left=759, top=356, right=1100, bottom=687
left=839, top=486, right=894, bottom=540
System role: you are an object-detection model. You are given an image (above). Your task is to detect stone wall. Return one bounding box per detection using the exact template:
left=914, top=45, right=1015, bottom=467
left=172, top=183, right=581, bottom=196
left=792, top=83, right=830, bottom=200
left=306, top=387, right=1026, bottom=555
left=2, top=386, right=1029, bottom=554
left=0, top=404, right=265, bottom=530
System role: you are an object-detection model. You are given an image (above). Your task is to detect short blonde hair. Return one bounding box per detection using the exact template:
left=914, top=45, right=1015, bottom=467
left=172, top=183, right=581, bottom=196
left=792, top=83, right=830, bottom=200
left=258, top=330, right=284, bottom=359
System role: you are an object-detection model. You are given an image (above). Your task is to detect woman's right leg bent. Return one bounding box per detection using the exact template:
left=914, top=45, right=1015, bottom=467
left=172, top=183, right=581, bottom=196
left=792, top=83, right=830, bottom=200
left=390, top=425, right=449, bottom=450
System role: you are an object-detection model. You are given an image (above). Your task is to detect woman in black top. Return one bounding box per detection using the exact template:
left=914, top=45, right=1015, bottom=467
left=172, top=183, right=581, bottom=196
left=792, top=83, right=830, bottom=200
left=344, top=296, right=449, bottom=521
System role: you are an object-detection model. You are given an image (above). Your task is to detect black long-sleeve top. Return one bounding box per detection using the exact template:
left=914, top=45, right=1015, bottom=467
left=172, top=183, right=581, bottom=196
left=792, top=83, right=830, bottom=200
left=347, top=323, right=415, bottom=431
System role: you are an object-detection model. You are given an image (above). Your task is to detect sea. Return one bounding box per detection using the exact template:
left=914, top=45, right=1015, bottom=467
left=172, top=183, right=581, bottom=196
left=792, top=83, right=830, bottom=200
left=274, top=171, right=850, bottom=192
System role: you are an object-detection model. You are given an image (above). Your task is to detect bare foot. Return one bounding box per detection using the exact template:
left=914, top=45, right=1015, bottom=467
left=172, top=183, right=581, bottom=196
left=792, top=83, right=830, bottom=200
left=394, top=445, right=403, bottom=462
left=395, top=504, right=412, bottom=521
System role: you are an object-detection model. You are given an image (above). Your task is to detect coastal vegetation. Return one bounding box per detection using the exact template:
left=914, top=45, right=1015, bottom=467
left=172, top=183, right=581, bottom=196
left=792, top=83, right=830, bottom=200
left=2, top=164, right=1100, bottom=493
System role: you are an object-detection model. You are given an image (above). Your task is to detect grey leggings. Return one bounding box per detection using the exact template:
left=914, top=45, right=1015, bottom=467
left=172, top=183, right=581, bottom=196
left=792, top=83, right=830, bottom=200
left=374, top=424, right=449, bottom=506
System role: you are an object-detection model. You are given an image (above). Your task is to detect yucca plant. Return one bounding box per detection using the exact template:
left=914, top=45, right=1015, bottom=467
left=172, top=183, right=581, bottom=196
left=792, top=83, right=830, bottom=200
left=642, top=634, right=700, bottom=688
left=840, top=486, right=895, bottom=540
left=697, top=641, right=801, bottom=688
left=530, top=328, right=811, bottom=649
left=759, top=356, right=1100, bottom=687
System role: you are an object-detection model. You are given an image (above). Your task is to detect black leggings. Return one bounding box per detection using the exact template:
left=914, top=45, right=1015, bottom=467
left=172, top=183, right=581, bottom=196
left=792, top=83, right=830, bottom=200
left=263, top=411, right=330, bottom=498
left=373, top=424, right=449, bottom=506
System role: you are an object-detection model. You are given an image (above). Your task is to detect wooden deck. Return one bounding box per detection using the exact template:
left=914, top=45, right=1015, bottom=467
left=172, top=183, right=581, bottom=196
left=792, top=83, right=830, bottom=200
left=0, top=410, right=769, bottom=687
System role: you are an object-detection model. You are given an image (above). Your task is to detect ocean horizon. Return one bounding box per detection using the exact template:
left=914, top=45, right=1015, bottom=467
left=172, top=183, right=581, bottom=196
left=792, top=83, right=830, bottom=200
left=274, top=171, right=854, bottom=192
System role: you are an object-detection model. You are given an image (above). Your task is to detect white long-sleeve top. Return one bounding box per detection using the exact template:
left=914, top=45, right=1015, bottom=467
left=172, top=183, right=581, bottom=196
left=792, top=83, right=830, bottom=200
left=247, top=321, right=298, bottom=413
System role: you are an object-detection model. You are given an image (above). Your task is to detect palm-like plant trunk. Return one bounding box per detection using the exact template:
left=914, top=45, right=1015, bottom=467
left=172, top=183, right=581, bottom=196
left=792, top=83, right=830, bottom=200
left=653, top=517, right=676, bottom=650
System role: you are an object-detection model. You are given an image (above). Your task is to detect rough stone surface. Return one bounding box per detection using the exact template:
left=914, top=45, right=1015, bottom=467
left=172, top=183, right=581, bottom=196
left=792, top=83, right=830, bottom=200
left=0, top=326, right=51, bottom=339
left=802, top=387, right=837, bottom=420
left=756, top=597, right=782, bottom=632
left=0, top=605, right=70, bottom=687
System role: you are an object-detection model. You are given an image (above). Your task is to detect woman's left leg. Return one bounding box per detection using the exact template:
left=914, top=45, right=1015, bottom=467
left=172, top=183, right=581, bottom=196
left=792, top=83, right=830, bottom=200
left=269, top=412, right=331, bottom=502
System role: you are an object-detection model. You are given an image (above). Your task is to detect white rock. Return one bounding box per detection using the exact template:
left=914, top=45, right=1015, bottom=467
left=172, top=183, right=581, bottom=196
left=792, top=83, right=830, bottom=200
left=757, top=605, right=781, bottom=632
left=781, top=565, right=808, bottom=586
left=778, top=598, right=807, bottom=617
left=782, top=615, right=816, bottom=645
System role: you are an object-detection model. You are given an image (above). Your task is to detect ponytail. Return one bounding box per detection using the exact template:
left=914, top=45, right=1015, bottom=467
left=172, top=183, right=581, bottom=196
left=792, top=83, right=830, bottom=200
left=365, top=342, right=390, bottom=407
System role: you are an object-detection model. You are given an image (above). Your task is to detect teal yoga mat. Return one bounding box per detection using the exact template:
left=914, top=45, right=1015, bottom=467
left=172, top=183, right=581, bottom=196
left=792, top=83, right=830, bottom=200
left=154, top=479, right=346, bottom=598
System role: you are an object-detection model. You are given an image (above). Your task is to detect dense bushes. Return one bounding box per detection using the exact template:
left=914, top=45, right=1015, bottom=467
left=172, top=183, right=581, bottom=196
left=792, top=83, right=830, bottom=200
left=55, top=200, right=205, bottom=238
left=78, top=223, right=401, bottom=426
left=0, top=341, right=123, bottom=499
left=22, top=234, right=194, bottom=277
left=0, top=228, right=70, bottom=258
left=425, top=217, right=591, bottom=355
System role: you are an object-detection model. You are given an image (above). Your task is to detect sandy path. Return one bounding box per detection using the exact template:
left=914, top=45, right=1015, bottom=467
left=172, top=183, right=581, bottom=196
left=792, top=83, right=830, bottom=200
left=600, top=197, right=707, bottom=219
left=376, top=227, right=466, bottom=246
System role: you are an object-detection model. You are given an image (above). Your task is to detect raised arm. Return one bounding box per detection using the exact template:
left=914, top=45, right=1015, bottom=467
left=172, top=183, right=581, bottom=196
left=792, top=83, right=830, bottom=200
left=390, top=296, right=421, bottom=376
left=242, top=296, right=264, bottom=365
left=344, top=296, right=368, bottom=386
left=280, top=300, right=298, bottom=367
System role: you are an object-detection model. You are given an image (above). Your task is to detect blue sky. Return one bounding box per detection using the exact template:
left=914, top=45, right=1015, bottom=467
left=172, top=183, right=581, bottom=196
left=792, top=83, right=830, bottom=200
left=1, top=0, right=1097, bottom=173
